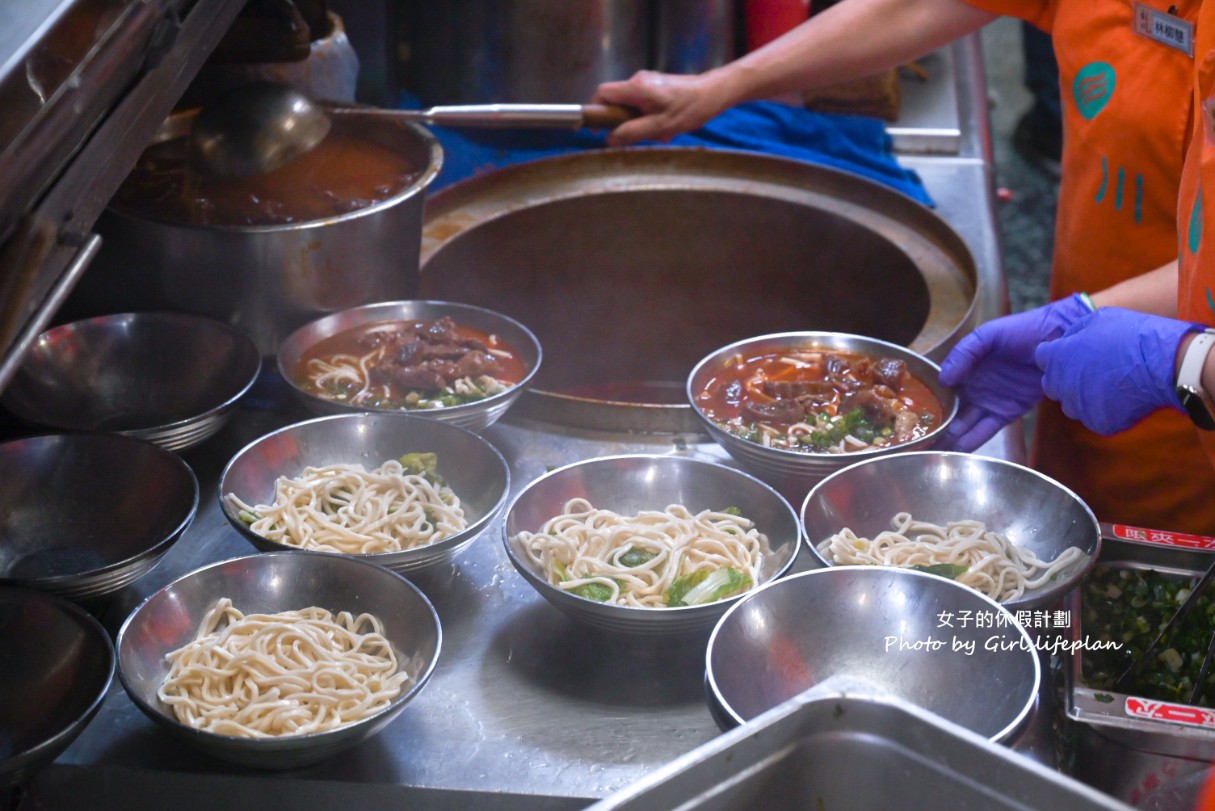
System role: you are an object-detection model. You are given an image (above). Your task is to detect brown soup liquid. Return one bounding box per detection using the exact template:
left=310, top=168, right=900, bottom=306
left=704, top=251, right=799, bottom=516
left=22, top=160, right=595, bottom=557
left=112, top=123, right=422, bottom=226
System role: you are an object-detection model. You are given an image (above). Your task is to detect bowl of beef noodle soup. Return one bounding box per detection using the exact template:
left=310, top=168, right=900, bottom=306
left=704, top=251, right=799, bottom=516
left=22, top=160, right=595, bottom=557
left=687, top=332, right=957, bottom=492
left=278, top=301, right=541, bottom=432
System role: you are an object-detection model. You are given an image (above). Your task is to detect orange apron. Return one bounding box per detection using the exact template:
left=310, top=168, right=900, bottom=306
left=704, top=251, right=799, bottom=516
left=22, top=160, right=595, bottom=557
left=1178, top=2, right=1215, bottom=475
left=1175, top=11, right=1215, bottom=811
left=965, top=0, right=1215, bottom=533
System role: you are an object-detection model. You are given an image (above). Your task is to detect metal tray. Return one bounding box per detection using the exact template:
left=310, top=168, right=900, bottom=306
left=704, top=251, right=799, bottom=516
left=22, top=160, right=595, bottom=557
left=588, top=688, right=1129, bottom=811
left=1067, top=525, right=1215, bottom=757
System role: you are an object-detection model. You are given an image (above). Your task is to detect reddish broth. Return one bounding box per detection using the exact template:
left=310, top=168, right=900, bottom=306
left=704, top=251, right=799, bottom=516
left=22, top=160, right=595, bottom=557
left=696, top=348, right=943, bottom=452
left=112, top=122, right=422, bottom=226
left=295, top=318, right=527, bottom=408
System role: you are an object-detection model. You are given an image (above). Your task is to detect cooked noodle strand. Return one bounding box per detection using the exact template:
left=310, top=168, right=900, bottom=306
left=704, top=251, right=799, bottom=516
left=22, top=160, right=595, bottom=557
left=157, top=599, right=410, bottom=737
left=516, top=498, right=768, bottom=608
left=224, top=459, right=466, bottom=554
left=817, top=511, right=1085, bottom=603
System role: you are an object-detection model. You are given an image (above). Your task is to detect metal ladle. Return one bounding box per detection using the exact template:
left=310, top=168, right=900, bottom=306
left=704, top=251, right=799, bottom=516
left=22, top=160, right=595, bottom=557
left=187, top=81, right=638, bottom=178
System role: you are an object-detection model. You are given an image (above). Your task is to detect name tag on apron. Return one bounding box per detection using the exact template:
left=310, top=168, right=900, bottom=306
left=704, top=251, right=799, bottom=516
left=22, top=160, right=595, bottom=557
left=1133, top=3, right=1194, bottom=57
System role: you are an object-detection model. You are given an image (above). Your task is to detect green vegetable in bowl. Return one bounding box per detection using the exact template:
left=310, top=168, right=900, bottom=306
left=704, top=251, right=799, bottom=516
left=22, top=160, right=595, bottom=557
left=665, top=568, right=751, bottom=607
left=570, top=582, right=616, bottom=602
left=400, top=452, right=441, bottom=482
left=912, top=563, right=969, bottom=580
left=618, top=547, right=657, bottom=568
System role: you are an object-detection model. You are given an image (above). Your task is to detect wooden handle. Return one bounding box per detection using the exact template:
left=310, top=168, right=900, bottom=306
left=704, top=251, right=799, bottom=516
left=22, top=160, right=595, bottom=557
left=581, top=104, right=639, bottom=129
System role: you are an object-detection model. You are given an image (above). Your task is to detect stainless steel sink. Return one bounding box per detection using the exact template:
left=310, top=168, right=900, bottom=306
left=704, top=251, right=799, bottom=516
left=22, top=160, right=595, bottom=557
left=587, top=689, right=1131, bottom=811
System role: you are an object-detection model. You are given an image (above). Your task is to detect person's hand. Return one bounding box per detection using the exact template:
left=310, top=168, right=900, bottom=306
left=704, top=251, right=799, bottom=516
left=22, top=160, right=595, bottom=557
left=937, top=293, right=1093, bottom=451
left=593, top=70, right=730, bottom=147
left=1034, top=308, right=1201, bottom=435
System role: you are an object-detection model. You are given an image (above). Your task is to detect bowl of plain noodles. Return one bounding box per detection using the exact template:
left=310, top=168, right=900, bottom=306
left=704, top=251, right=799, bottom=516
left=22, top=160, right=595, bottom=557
left=277, top=300, right=542, bottom=432
left=503, top=454, right=802, bottom=636
left=219, top=412, right=510, bottom=576
left=116, top=552, right=441, bottom=769
left=800, top=451, right=1101, bottom=611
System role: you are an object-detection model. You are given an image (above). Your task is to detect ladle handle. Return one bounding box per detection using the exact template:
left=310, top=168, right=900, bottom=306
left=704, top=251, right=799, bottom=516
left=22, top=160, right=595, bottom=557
left=580, top=104, right=639, bottom=129
left=329, top=103, right=638, bottom=130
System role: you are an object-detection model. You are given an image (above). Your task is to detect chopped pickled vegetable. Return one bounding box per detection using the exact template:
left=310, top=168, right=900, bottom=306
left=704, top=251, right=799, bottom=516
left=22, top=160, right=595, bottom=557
left=1082, top=565, right=1215, bottom=707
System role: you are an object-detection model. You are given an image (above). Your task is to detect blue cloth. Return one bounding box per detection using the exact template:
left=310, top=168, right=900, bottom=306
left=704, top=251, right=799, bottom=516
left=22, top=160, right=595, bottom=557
left=416, top=100, right=934, bottom=207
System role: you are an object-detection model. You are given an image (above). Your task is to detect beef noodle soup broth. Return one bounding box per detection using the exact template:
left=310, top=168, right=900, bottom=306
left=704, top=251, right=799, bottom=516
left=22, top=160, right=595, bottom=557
left=696, top=349, right=942, bottom=453
left=295, top=316, right=527, bottom=410
left=112, top=119, right=422, bottom=227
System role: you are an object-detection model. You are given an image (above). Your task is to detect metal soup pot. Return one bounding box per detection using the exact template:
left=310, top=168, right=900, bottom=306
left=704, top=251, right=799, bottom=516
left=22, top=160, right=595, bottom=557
left=71, top=109, right=442, bottom=358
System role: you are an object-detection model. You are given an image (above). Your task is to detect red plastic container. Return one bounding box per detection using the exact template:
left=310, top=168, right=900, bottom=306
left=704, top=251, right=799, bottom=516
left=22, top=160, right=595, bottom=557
left=744, top=0, right=809, bottom=51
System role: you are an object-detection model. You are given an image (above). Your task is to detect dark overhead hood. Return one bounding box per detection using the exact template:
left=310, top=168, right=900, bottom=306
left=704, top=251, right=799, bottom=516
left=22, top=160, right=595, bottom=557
left=0, top=0, right=246, bottom=392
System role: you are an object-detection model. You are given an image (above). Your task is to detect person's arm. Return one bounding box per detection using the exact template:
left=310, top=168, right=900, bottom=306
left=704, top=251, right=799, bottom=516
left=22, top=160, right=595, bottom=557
left=596, top=0, right=997, bottom=146
left=1088, top=260, right=1179, bottom=316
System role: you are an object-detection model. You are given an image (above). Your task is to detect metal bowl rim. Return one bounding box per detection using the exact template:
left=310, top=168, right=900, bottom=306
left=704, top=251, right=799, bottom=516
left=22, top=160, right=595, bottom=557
left=798, top=449, right=1103, bottom=608
left=115, top=550, right=442, bottom=744
left=685, top=331, right=959, bottom=461
left=502, top=453, right=803, bottom=617
left=217, top=412, right=512, bottom=564
left=0, top=586, right=116, bottom=770
left=0, top=433, right=200, bottom=586
left=275, top=299, right=542, bottom=418
left=5, top=312, right=262, bottom=434
left=705, top=565, right=1042, bottom=738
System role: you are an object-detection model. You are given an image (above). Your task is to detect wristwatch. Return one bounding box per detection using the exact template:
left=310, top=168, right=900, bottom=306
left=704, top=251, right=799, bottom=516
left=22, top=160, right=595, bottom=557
left=1176, top=329, right=1215, bottom=431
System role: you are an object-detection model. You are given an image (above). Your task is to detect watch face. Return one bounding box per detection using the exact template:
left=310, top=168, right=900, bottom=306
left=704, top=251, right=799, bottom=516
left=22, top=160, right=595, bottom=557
left=1179, top=387, right=1215, bottom=431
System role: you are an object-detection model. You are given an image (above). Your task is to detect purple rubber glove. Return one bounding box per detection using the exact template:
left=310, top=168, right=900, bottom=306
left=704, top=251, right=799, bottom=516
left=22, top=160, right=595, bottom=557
left=938, top=293, right=1093, bottom=451
left=1033, top=307, right=1202, bottom=435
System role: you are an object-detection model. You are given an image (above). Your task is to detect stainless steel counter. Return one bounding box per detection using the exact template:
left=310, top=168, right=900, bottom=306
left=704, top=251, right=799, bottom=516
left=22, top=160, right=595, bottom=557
left=21, top=35, right=1029, bottom=811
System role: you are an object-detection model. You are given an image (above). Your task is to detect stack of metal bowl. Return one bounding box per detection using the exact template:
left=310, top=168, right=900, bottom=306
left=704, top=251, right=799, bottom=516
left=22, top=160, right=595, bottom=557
left=116, top=552, right=441, bottom=769
left=800, top=451, right=1101, bottom=611
left=502, top=454, right=802, bottom=635
left=0, top=433, right=199, bottom=603
left=1, top=586, right=115, bottom=792
left=2, top=312, right=260, bottom=452
left=277, top=300, right=541, bottom=432
left=686, top=332, right=957, bottom=497
left=220, top=412, right=510, bottom=575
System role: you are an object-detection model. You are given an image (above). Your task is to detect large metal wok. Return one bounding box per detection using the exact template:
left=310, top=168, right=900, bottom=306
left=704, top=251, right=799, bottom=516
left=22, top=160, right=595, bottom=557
left=419, top=148, right=979, bottom=432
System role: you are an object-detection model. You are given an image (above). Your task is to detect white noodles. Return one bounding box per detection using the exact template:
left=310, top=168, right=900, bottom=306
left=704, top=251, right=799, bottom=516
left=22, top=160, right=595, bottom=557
left=158, top=598, right=410, bottom=738
left=817, top=511, right=1086, bottom=603
left=224, top=459, right=466, bottom=555
left=516, top=498, right=769, bottom=608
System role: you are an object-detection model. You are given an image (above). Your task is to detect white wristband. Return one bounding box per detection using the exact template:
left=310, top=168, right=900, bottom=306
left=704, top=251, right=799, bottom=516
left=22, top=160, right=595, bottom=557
left=1177, top=330, right=1215, bottom=430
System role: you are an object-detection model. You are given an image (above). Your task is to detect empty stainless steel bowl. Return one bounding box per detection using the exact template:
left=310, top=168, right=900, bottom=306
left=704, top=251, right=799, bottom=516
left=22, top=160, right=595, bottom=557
left=0, top=433, right=199, bottom=603
left=0, top=586, right=115, bottom=790
left=686, top=332, right=957, bottom=495
left=707, top=567, right=1040, bottom=741
left=220, top=413, right=510, bottom=575
left=503, top=454, right=802, bottom=636
left=801, top=451, right=1101, bottom=610
left=116, top=552, right=441, bottom=769
left=277, top=300, right=542, bottom=432
left=2, top=312, right=260, bottom=451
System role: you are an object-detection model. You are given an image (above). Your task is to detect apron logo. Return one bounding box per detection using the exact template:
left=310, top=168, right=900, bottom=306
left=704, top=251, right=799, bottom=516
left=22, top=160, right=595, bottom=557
left=1191, top=190, right=1203, bottom=256
left=1074, top=62, right=1116, bottom=120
